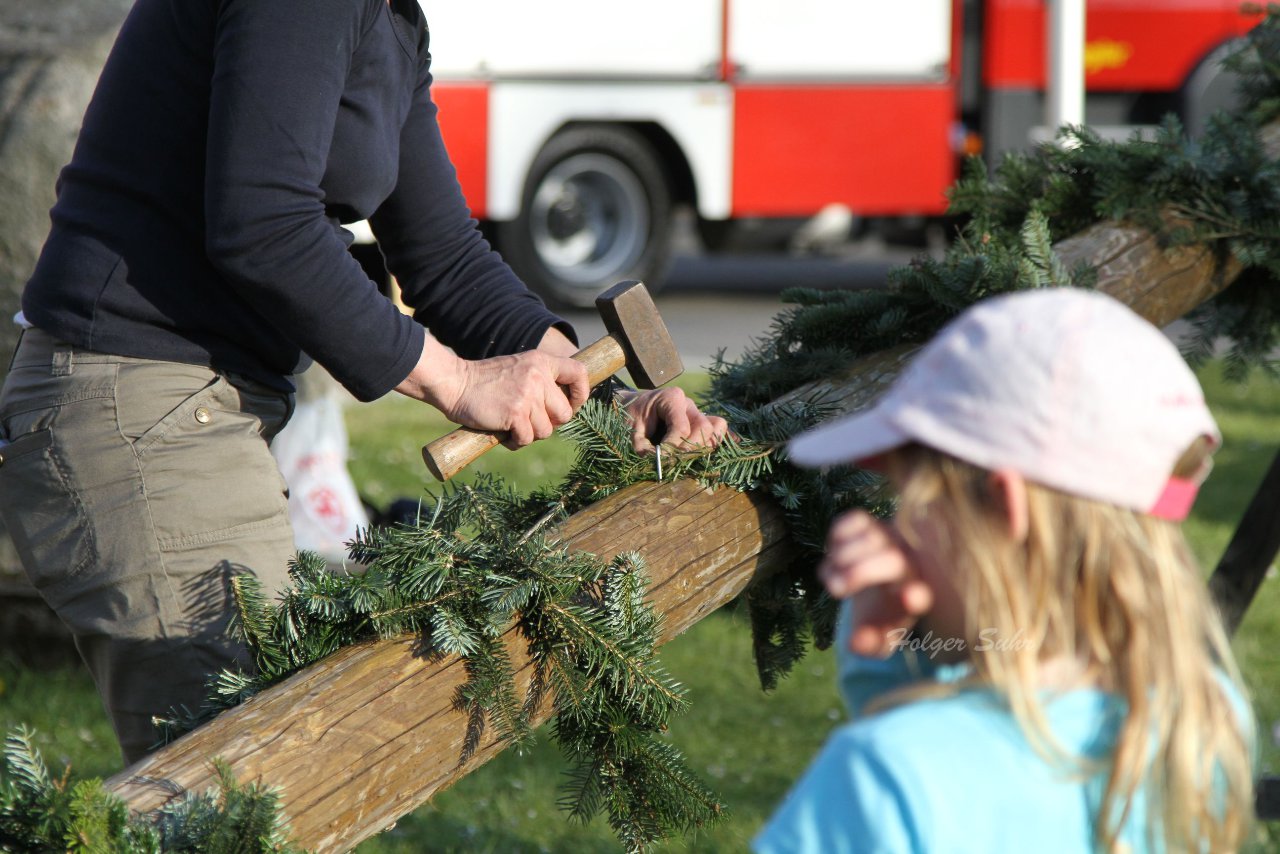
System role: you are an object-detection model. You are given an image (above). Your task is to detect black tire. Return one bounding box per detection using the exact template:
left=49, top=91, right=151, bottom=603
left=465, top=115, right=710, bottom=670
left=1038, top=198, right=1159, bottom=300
left=497, top=125, right=674, bottom=309
left=1180, top=40, right=1246, bottom=140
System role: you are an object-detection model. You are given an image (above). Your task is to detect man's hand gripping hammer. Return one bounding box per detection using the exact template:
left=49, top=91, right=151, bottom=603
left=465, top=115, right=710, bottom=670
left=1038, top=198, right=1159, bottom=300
left=421, top=280, right=684, bottom=481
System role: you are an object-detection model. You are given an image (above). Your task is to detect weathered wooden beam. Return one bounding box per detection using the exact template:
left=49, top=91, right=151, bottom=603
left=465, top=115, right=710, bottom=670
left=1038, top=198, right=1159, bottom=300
left=1056, top=211, right=1242, bottom=330
left=105, top=126, right=1279, bottom=850
left=778, top=203, right=1268, bottom=421
left=107, top=481, right=791, bottom=852
left=1064, top=120, right=1280, bottom=328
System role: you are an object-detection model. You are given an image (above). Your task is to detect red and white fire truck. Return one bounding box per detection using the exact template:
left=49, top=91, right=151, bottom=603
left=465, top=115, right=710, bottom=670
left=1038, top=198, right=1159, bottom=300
left=417, top=0, right=1262, bottom=306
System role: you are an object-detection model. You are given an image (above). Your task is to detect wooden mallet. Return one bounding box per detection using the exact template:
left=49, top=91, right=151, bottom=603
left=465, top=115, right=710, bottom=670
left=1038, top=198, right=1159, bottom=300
left=421, top=280, right=684, bottom=481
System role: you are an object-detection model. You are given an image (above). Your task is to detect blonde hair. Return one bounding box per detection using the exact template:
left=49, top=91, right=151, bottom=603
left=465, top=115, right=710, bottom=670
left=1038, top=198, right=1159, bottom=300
left=875, top=443, right=1253, bottom=853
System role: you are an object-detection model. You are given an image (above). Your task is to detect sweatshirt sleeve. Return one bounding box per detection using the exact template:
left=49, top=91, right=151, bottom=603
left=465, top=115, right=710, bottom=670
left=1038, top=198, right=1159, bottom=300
left=753, top=727, right=921, bottom=854
left=369, top=49, right=577, bottom=359
left=835, top=600, right=961, bottom=718
left=203, top=0, right=424, bottom=402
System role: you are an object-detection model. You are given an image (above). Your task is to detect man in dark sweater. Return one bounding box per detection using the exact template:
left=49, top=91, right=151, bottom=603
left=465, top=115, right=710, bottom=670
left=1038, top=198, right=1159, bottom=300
left=0, top=0, right=725, bottom=764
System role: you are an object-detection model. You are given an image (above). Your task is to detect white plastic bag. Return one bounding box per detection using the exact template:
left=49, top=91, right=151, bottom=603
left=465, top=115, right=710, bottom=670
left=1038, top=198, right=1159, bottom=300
left=270, top=393, right=369, bottom=563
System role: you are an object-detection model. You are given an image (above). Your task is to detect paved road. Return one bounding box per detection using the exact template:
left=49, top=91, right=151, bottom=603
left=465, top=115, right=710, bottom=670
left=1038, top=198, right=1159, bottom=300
left=559, top=243, right=923, bottom=371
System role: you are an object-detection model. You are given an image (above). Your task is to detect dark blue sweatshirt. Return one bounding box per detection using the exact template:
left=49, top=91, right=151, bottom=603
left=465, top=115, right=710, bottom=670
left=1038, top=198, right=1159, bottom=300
left=21, top=0, right=570, bottom=401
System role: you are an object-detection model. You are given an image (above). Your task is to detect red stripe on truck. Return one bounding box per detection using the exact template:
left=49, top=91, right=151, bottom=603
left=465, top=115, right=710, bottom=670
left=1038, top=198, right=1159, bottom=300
left=984, top=0, right=1263, bottom=92
left=731, top=84, right=956, bottom=217
left=432, top=83, right=490, bottom=219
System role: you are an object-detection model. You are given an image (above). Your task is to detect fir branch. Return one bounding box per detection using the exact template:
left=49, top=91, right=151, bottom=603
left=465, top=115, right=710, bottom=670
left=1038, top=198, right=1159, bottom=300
left=588, top=719, right=724, bottom=853
left=0, top=728, right=298, bottom=853
left=454, top=635, right=530, bottom=758
left=541, top=600, right=686, bottom=720
left=2, top=726, right=52, bottom=798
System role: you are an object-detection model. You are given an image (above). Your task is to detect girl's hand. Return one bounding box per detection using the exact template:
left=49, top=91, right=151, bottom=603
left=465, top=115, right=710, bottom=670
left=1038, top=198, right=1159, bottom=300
left=537, top=325, right=728, bottom=454
left=819, top=510, right=934, bottom=658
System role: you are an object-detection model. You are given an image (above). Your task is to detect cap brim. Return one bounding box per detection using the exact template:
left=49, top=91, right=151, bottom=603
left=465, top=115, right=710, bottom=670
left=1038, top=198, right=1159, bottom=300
left=787, top=408, right=910, bottom=469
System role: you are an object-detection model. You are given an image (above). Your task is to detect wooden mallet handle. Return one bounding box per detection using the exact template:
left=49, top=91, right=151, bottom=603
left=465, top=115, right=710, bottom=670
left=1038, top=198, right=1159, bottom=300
left=420, top=336, right=626, bottom=481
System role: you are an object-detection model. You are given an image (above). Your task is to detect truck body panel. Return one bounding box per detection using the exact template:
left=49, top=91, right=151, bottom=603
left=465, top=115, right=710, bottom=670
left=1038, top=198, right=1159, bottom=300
left=413, top=0, right=1263, bottom=303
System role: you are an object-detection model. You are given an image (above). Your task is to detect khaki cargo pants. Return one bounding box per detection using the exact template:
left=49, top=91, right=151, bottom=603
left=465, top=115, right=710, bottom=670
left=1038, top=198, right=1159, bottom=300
left=0, top=329, right=296, bottom=764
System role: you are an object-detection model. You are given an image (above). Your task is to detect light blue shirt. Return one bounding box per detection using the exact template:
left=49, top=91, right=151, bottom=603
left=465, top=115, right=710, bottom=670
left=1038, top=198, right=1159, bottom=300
left=754, top=602, right=1151, bottom=854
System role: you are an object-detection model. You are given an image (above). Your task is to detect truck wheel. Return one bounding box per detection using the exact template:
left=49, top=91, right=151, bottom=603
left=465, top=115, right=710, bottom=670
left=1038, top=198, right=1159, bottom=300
left=1180, top=40, right=1245, bottom=140
left=499, top=126, right=673, bottom=309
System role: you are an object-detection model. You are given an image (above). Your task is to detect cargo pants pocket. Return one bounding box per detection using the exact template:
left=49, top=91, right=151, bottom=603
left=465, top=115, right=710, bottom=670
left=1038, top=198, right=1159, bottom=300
left=0, top=425, right=100, bottom=594
left=117, top=367, right=292, bottom=553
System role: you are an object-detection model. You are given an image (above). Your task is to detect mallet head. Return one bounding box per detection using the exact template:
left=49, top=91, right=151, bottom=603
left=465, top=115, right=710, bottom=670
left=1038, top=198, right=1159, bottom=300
left=594, top=280, right=684, bottom=388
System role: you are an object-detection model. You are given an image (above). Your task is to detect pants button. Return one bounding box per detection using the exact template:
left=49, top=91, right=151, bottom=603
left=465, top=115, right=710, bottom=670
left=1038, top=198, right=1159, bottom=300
left=194, top=407, right=212, bottom=424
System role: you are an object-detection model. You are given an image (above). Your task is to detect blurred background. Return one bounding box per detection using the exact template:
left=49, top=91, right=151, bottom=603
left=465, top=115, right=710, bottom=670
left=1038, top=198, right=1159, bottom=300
left=404, top=0, right=1256, bottom=310
left=356, top=0, right=1261, bottom=357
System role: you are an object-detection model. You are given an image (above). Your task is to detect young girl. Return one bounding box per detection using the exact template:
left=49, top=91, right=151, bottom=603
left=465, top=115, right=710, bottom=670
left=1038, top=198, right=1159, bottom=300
left=755, top=289, right=1254, bottom=853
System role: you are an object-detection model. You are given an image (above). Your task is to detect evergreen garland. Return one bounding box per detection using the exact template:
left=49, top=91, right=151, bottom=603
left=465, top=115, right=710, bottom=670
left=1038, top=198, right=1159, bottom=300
left=10, top=10, right=1280, bottom=851
left=0, top=726, right=296, bottom=853
left=706, top=209, right=1090, bottom=410
left=155, top=400, right=796, bottom=853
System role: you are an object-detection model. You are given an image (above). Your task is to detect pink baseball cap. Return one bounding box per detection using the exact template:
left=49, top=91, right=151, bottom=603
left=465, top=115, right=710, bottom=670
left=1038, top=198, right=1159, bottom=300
left=787, top=289, right=1219, bottom=521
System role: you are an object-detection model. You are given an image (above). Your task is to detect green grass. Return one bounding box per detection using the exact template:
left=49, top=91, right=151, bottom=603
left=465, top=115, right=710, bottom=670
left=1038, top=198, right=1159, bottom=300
left=346, top=395, right=577, bottom=510
left=1193, top=363, right=1280, bottom=780
left=2, top=366, right=1278, bottom=851
left=361, top=609, right=840, bottom=853
left=0, top=654, right=122, bottom=780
